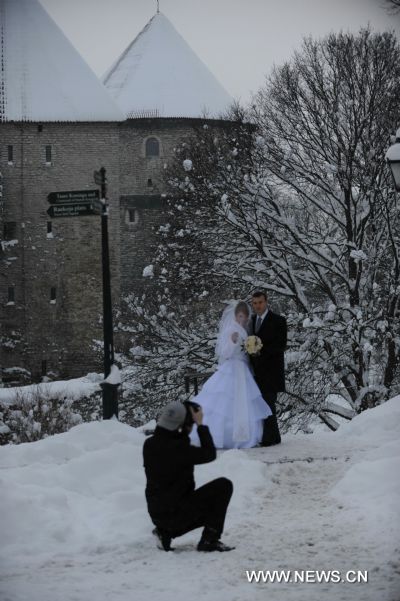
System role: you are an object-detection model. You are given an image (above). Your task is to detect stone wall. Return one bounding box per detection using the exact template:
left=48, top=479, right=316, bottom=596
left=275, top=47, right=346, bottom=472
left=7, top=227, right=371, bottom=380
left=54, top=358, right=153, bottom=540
left=0, top=122, right=120, bottom=380
left=118, top=118, right=201, bottom=298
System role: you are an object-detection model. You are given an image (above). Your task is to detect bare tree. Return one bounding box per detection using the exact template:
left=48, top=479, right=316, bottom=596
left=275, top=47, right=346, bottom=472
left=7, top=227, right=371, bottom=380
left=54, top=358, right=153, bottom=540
left=249, top=29, right=400, bottom=415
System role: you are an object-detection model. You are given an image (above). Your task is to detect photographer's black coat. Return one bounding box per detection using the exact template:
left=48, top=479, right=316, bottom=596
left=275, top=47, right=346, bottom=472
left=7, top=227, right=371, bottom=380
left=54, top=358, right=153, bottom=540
left=143, top=425, right=216, bottom=521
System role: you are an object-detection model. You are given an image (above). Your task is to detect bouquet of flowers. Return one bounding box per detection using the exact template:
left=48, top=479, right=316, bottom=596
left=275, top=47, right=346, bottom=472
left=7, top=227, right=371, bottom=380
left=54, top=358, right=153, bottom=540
left=243, top=335, right=263, bottom=356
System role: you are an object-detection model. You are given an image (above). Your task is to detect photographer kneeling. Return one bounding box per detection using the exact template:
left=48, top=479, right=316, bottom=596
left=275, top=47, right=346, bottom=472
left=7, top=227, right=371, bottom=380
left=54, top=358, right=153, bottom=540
left=143, top=400, right=234, bottom=552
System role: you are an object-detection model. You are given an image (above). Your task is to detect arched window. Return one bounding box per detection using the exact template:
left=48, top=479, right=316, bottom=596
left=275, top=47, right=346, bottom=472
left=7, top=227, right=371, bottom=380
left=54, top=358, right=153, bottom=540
left=145, top=137, right=160, bottom=157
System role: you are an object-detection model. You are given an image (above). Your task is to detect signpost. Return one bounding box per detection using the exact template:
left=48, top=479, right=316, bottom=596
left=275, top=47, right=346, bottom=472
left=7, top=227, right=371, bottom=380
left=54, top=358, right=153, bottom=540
left=47, top=189, right=99, bottom=204
left=47, top=203, right=97, bottom=218
left=46, top=189, right=101, bottom=218
left=47, top=171, right=119, bottom=419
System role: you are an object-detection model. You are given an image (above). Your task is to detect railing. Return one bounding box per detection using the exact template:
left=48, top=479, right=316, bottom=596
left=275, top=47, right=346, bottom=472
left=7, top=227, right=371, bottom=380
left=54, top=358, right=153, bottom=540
left=184, top=371, right=214, bottom=396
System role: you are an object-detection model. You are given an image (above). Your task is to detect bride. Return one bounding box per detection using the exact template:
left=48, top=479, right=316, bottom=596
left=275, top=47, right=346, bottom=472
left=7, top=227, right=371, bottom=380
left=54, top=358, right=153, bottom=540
left=190, top=301, right=271, bottom=449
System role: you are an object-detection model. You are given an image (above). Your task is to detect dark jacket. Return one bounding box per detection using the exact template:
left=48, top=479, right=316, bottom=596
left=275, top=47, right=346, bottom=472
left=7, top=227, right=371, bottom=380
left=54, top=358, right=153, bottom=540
left=250, top=310, right=287, bottom=393
left=143, top=424, right=216, bottom=521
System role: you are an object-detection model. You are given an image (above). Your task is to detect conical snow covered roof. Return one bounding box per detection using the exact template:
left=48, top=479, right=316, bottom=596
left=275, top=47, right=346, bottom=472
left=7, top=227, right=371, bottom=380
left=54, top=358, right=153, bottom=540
left=0, top=0, right=124, bottom=122
left=103, top=13, right=233, bottom=119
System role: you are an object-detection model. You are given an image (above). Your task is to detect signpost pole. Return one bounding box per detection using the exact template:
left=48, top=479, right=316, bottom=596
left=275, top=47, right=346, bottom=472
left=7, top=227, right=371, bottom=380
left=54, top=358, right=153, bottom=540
left=98, top=167, right=118, bottom=420
left=46, top=180, right=119, bottom=418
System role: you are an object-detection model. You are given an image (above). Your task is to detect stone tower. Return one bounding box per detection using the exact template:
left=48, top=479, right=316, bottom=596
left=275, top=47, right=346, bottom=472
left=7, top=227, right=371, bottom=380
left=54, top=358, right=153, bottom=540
left=103, top=12, right=232, bottom=300
left=0, top=3, right=232, bottom=383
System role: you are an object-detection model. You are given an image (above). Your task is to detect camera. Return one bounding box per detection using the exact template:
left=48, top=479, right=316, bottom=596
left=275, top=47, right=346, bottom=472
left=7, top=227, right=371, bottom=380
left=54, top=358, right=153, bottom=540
left=183, top=401, right=201, bottom=427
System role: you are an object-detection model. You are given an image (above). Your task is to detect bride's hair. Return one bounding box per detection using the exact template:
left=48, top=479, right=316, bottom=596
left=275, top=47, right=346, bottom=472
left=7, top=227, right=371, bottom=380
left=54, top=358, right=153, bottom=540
left=234, top=301, right=250, bottom=318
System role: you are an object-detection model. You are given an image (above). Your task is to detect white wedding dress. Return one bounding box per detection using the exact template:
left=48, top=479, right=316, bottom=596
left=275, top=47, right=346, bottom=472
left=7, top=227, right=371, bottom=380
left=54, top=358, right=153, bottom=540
left=190, top=322, right=272, bottom=449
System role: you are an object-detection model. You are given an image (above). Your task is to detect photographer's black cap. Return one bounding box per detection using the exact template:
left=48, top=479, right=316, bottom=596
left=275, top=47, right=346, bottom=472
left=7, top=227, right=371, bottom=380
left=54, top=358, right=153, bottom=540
left=157, top=401, right=187, bottom=431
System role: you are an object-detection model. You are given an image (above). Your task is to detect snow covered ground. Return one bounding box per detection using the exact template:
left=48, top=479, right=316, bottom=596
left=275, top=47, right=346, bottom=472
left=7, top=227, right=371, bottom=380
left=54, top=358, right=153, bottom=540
left=0, top=398, right=399, bottom=601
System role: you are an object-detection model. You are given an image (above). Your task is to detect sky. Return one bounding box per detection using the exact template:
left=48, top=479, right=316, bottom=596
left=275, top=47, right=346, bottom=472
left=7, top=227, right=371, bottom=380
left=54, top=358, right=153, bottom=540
left=39, top=0, right=400, bottom=103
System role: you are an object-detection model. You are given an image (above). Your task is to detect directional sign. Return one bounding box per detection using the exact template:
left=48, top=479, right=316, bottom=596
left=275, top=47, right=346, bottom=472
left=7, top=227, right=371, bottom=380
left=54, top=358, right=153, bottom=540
left=47, top=202, right=97, bottom=218
left=47, top=189, right=99, bottom=204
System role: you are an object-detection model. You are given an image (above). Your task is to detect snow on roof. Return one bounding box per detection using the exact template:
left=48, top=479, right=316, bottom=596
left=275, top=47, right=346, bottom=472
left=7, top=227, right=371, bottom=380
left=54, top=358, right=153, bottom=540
left=103, top=12, right=233, bottom=119
left=0, top=0, right=124, bottom=122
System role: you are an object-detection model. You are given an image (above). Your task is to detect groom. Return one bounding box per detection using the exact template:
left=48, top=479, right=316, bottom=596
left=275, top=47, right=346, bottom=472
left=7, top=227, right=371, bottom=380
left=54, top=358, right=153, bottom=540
left=250, top=290, right=287, bottom=446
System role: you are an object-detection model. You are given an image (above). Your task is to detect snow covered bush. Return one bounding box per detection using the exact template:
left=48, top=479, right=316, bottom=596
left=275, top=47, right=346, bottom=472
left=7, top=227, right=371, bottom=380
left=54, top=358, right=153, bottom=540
left=0, top=386, right=104, bottom=445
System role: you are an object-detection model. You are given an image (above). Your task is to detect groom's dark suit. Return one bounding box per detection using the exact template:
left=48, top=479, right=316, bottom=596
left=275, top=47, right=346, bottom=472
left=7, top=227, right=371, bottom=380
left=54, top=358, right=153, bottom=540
left=250, top=310, right=287, bottom=445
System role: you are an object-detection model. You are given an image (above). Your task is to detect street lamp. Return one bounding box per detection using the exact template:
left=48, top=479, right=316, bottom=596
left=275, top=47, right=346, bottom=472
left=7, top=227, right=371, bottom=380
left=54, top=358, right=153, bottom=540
left=386, top=127, right=400, bottom=192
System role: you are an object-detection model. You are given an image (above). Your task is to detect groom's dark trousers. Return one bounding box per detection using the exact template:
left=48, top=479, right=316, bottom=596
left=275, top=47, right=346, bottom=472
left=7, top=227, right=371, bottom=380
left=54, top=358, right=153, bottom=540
left=257, top=387, right=280, bottom=445
left=143, top=424, right=233, bottom=539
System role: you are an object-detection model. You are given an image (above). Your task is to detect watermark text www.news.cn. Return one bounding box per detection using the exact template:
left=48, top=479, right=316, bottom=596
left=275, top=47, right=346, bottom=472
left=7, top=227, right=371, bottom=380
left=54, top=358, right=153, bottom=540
left=246, top=569, right=368, bottom=584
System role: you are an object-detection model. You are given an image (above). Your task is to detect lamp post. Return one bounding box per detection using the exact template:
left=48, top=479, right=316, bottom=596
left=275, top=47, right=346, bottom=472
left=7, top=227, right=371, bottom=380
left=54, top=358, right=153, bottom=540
left=386, top=127, right=400, bottom=192
left=94, top=166, right=120, bottom=419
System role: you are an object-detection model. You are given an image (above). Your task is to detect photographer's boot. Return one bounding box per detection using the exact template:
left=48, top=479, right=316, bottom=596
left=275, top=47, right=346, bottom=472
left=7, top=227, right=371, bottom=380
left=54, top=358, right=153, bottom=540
left=152, top=527, right=174, bottom=551
left=197, top=527, right=235, bottom=552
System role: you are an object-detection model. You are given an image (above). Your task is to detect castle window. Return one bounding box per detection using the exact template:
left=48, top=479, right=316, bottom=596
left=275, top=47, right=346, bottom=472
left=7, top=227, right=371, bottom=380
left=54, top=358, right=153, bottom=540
left=7, top=286, right=15, bottom=304
left=125, top=208, right=139, bottom=224
left=50, top=287, right=57, bottom=303
left=41, top=360, right=47, bottom=376
left=45, top=145, right=52, bottom=164
left=147, top=178, right=153, bottom=187
left=145, top=137, right=160, bottom=157
left=3, top=222, right=17, bottom=240
left=47, top=221, right=53, bottom=234
left=8, top=145, right=13, bottom=164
